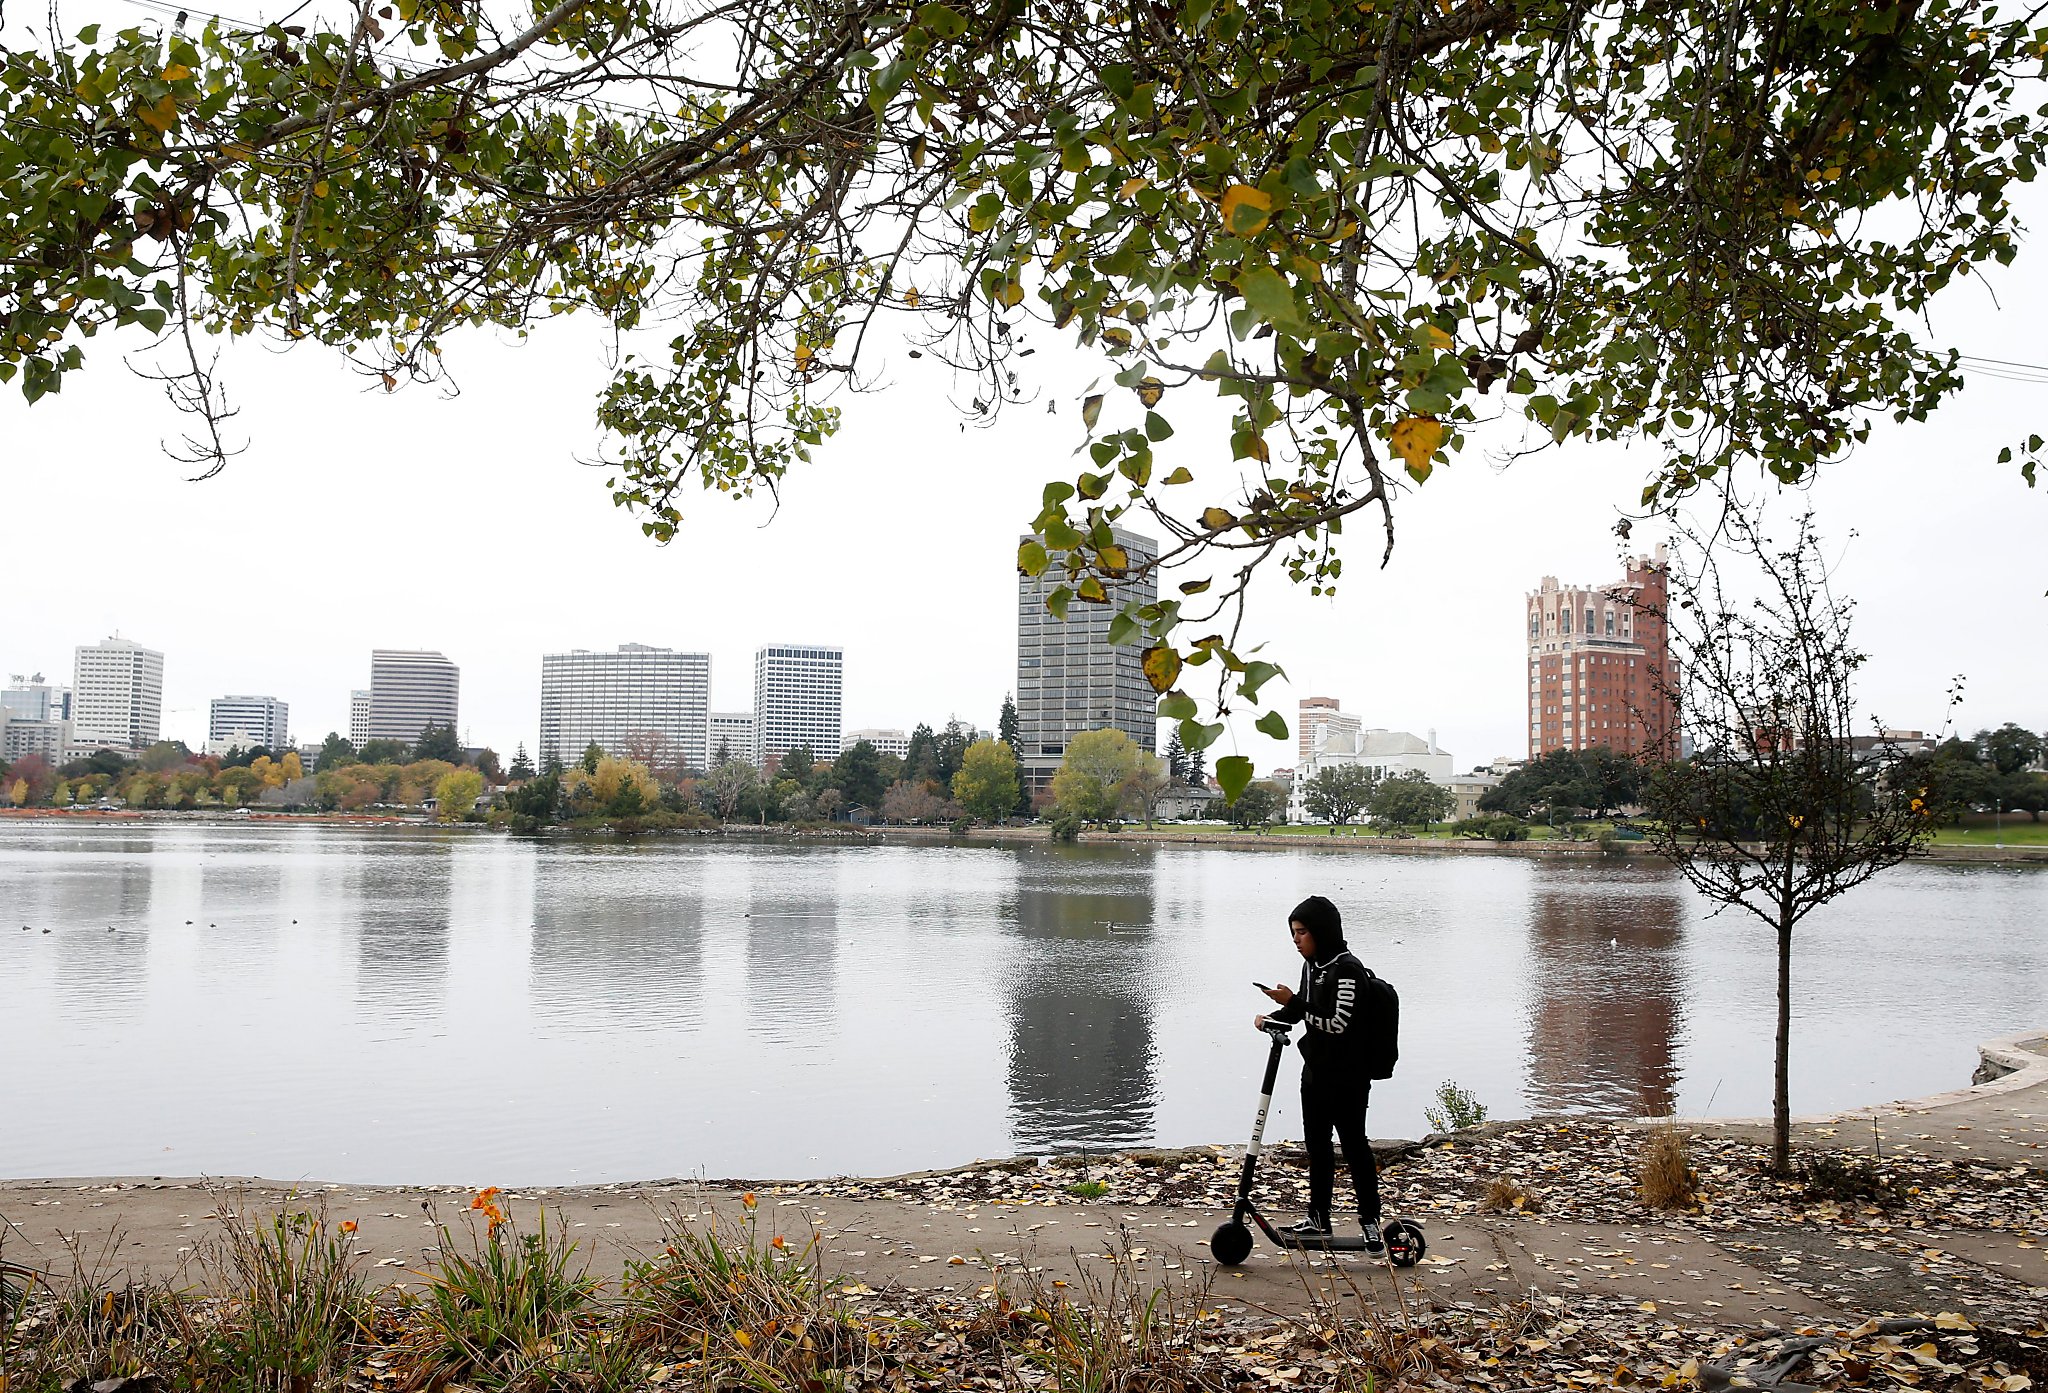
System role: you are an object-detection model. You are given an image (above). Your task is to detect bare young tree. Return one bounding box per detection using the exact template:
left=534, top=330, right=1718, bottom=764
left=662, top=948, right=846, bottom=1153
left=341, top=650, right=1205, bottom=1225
left=1636, top=506, right=1943, bottom=1172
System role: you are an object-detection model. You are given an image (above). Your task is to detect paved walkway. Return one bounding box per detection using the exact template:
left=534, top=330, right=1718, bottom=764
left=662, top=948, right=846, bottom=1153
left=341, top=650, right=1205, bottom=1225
left=7, top=1032, right=2044, bottom=1329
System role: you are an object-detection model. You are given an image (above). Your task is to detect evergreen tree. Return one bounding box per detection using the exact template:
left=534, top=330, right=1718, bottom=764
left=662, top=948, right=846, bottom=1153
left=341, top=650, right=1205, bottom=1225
left=901, top=723, right=938, bottom=785
left=508, top=744, right=535, bottom=780
left=315, top=732, right=357, bottom=772
left=581, top=742, right=605, bottom=775
left=1164, top=732, right=1188, bottom=783
left=998, top=695, right=1020, bottom=749
left=1186, top=745, right=1207, bottom=788
left=935, top=718, right=972, bottom=784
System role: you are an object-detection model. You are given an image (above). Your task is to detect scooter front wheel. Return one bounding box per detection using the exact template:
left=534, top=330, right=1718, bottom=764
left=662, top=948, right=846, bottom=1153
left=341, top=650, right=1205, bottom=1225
left=1383, top=1219, right=1426, bottom=1268
left=1209, top=1221, right=1253, bottom=1267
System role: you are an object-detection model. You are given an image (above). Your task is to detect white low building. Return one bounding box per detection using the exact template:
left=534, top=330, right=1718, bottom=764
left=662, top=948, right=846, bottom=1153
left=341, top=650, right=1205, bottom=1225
left=1289, top=727, right=1454, bottom=821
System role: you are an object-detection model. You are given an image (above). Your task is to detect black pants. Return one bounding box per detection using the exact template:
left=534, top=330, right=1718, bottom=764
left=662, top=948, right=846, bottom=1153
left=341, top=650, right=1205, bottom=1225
left=1302, top=1070, right=1379, bottom=1223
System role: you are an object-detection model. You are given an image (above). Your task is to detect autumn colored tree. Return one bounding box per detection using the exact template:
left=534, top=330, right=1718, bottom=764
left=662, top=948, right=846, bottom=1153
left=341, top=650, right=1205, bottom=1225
left=1050, top=728, right=1143, bottom=822
left=952, top=738, right=1021, bottom=824
left=4, top=0, right=2044, bottom=792
left=280, top=751, right=304, bottom=782
left=435, top=768, right=485, bottom=821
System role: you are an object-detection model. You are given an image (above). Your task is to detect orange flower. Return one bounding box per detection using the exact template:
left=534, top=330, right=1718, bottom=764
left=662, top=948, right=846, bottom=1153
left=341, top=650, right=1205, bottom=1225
left=339, top=1220, right=358, bottom=1234
left=770, top=1234, right=785, bottom=1250
left=740, top=1192, right=757, bottom=1209
left=470, top=1186, right=503, bottom=1210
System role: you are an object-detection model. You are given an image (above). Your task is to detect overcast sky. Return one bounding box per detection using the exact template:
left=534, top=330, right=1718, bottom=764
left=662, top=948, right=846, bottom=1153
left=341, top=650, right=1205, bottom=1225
left=5, top=175, right=2045, bottom=771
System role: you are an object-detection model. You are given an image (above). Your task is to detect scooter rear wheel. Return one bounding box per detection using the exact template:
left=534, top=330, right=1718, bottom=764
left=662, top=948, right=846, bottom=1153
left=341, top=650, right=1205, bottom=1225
left=1383, top=1219, right=1426, bottom=1268
left=1209, top=1221, right=1253, bottom=1267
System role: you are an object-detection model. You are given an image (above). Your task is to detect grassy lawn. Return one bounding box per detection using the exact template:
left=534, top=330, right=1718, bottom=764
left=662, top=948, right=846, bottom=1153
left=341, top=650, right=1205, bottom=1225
left=1928, top=817, right=2048, bottom=845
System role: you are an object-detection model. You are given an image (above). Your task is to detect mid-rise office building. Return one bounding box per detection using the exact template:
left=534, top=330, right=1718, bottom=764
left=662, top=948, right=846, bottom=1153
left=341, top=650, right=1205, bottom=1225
left=1526, top=548, right=1675, bottom=758
left=709, top=711, right=757, bottom=766
left=3, top=675, right=70, bottom=723
left=1014, top=528, right=1160, bottom=794
left=844, top=727, right=911, bottom=758
left=537, top=644, right=712, bottom=772
left=70, top=636, right=164, bottom=752
left=208, top=695, right=290, bottom=752
left=754, top=644, right=843, bottom=771
left=1, top=713, right=68, bottom=766
left=1297, top=697, right=1362, bottom=765
left=349, top=689, right=372, bottom=749
left=366, top=650, right=459, bottom=744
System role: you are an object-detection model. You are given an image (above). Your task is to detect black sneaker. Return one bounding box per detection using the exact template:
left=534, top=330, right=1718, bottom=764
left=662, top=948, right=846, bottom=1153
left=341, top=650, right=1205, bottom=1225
left=1361, top=1219, right=1385, bottom=1254
left=1279, top=1213, right=1332, bottom=1238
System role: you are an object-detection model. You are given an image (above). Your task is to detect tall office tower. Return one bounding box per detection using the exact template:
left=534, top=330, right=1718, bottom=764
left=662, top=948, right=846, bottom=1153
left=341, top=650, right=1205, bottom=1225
left=1297, top=696, right=1363, bottom=763
left=1526, top=546, right=1675, bottom=759
left=709, top=711, right=757, bottom=766
left=71, top=636, right=164, bottom=751
left=348, top=689, right=372, bottom=749
left=208, top=695, right=290, bottom=751
left=537, top=643, right=712, bottom=772
left=1014, top=527, right=1161, bottom=796
left=366, top=650, right=460, bottom=744
left=753, top=644, right=843, bottom=772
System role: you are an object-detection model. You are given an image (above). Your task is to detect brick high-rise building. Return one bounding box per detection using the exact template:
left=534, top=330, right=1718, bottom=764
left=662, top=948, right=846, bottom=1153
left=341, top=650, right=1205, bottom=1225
left=1297, top=696, right=1362, bottom=764
left=1526, top=548, right=1674, bottom=759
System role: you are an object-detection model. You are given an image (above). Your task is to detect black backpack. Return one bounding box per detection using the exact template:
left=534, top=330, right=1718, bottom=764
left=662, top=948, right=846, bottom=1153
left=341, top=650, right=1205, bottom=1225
left=1357, top=966, right=1400, bottom=1080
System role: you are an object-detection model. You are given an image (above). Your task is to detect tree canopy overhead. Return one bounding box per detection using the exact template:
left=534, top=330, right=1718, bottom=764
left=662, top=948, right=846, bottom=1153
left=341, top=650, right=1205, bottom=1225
left=4, top=0, right=2043, bottom=795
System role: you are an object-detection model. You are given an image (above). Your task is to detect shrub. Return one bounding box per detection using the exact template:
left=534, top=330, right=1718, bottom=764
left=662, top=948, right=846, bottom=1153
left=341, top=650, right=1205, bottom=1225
left=1638, top=1122, right=1700, bottom=1209
left=950, top=816, right=973, bottom=837
left=207, top=1199, right=370, bottom=1392
left=1478, top=1178, right=1542, bottom=1214
left=1049, top=811, right=1082, bottom=843
left=1064, top=1179, right=1109, bottom=1200
left=1424, top=1081, right=1489, bottom=1133
left=1795, top=1152, right=1907, bottom=1208
left=1486, top=814, right=1530, bottom=841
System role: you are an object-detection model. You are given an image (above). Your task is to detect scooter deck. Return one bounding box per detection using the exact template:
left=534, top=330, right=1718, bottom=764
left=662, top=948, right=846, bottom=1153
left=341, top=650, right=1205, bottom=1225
left=1271, top=1235, right=1382, bottom=1252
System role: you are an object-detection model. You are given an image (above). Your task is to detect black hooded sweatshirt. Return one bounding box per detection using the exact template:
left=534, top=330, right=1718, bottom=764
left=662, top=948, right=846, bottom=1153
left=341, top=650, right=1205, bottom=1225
left=1268, top=940, right=1371, bottom=1075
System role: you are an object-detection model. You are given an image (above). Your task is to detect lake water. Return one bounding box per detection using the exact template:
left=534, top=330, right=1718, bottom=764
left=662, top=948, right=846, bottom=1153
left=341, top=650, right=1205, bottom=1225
left=3, top=824, right=2043, bottom=1184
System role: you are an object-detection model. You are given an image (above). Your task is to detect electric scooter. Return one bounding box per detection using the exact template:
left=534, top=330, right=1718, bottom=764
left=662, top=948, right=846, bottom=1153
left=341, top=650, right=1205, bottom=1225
left=1210, top=1022, right=1427, bottom=1268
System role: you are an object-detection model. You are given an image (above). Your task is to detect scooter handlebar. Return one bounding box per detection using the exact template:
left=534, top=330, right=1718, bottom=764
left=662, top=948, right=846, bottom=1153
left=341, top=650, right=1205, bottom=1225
left=1261, top=1021, right=1292, bottom=1043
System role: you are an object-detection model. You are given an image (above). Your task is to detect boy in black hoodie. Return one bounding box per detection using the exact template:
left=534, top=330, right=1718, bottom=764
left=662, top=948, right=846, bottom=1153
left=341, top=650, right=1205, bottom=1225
left=1254, top=894, right=1383, bottom=1251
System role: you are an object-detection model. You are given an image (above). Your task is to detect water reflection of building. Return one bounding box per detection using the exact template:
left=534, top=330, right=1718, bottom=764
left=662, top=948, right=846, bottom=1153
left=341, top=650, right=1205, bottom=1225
left=347, top=844, right=451, bottom=1019
left=528, top=854, right=706, bottom=1029
left=1523, top=868, right=1686, bottom=1117
left=43, top=840, right=154, bottom=1014
left=739, top=851, right=840, bottom=1050
left=1002, top=846, right=1158, bottom=1153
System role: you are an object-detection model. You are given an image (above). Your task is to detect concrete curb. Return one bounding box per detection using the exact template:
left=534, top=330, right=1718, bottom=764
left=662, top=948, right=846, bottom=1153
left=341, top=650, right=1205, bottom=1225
left=1664, top=1027, right=2048, bottom=1130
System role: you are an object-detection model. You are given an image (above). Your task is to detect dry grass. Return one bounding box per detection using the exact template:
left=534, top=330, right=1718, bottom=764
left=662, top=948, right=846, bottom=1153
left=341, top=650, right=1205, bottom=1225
left=994, top=1230, right=1227, bottom=1393
left=1478, top=1177, right=1543, bottom=1214
left=1638, top=1122, right=1700, bottom=1210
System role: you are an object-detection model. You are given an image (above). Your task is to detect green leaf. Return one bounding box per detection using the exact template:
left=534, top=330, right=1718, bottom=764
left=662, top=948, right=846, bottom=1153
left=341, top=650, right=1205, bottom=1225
left=1162, top=466, right=1193, bottom=485
left=1144, top=410, right=1173, bottom=441
left=1236, top=659, right=1282, bottom=700
left=1158, top=690, right=1197, bottom=721
left=1106, top=610, right=1138, bottom=646
left=1017, top=539, right=1048, bottom=575
left=1255, top=710, right=1289, bottom=741
left=1081, top=393, right=1103, bottom=430
left=1232, top=267, right=1304, bottom=335
left=1215, top=755, right=1254, bottom=805
left=1046, top=586, right=1072, bottom=620
left=1178, top=718, right=1225, bottom=752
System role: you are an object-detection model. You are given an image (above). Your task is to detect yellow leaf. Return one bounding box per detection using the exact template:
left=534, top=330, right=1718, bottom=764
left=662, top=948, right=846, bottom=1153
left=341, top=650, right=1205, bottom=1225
left=1199, top=506, right=1236, bottom=531
left=1162, top=466, right=1193, bottom=485
left=1219, top=183, right=1273, bottom=236
left=313, top=180, right=330, bottom=198
left=733, top=1330, right=753, bottom=1350
left=794, top=344, right=814, bottom=372
left=998, top=279, right=1024, bottom=308
left=1077, top=577, right=1107, bottom=603
left=1081, top=394, right=1103, bottom=429
left=1141, top=645, right=1181, bottom=693
left=1421, top=324, right=1453, bottom=350
left=1119, top=176, right=1149, bottom=199
left=137, top=92, right=178, bottom=133
left=1098, top=544, right=1130, bottom=573
left=902, top=286, right=920, bottom=307
left=162, top=62, right=194, bottom=81
left=1933, top=1312, right=1973, bottom=1331
left=1389, top=416, right=1445, bottom=481
left=1134, top=376, right=1165, bottom=407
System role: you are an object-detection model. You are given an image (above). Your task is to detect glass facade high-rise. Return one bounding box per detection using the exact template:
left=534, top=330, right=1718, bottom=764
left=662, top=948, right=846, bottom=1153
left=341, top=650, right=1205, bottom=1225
left=538, top=644, right=712, bottom=772
left=1014, top=528, right=1160, bottom=794
left=367, top=650, right=460, bottom=744
left=208, top=695, right=290, bottom=751
left=753, top=645, right=842, bottom=772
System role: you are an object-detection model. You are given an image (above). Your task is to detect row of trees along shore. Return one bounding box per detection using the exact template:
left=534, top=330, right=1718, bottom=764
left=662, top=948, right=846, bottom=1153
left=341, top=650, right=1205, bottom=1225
left=0, top=722, right=491, bottom=821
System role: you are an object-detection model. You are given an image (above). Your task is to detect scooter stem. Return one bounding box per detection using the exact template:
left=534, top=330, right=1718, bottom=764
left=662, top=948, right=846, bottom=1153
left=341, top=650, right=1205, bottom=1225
left=1234, top=1025, right=1291, bottom=1211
